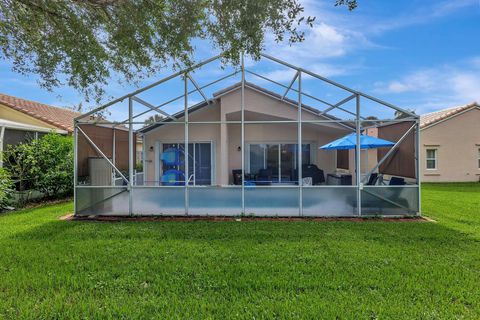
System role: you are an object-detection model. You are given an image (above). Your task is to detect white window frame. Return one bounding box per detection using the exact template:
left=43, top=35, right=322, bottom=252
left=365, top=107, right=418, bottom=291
left=477, top=147, right=480, bottom=170
left=425, top=148, right=437, bottom=170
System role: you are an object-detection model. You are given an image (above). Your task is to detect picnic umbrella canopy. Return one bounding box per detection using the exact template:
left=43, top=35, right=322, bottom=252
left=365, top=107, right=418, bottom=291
left=320, top=133, right=395, bottom=150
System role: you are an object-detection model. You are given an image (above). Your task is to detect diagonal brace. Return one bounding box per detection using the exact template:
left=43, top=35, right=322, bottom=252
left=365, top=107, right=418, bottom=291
left=319, top=94, right=356, bottom=117
left=187, top=73, right=209, bottom=104
left=362, top=123, right=417, bottom=183
left=131, top=96, right=177, bottom=121
left=113, top=71, right=239, bottom=127
left=362, top=188, right=413, bottom=212
left=77, top=126, right=129, bottom=184
left=282, top=71, right=299, bottom=101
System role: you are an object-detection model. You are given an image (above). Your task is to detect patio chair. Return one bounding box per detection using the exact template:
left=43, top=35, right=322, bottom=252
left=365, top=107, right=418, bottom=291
left=389, top=177, right=406, bottom=185
left=256, top=168, right=272, bottom=185
left=366, top=173, right=379, bottom=186
left=301, top=164, right=325, bottom=185
left=232, top=169, right=243, bottom=185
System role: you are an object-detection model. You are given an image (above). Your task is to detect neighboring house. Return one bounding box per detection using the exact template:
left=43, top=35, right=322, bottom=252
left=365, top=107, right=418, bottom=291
left=0, top=93, right=80, bottom=166
left=420, top=102, right=480, bottom=182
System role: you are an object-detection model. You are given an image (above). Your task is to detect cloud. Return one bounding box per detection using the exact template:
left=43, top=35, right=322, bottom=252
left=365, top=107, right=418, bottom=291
left=374, top=58, right=480, bottom=113
left=266, top=22, right=372, bottom=63
left=353, top=0, right=479, bottom=35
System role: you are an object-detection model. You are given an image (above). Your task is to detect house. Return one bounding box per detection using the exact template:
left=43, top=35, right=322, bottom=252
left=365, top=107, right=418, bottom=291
left=74, top=53, right=420, bottom=217
left=420, top=102, right=480, bottom=182
left=0, top=93, right=80, bottom=165
left=140, top=82, right=354, bottom=187
left=0, top=93, right=141, bottom=183
left=0, top=93, right=79, bottom=139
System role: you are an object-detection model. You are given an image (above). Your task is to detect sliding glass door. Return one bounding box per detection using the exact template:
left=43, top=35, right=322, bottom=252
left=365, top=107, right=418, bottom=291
left=247, top=143, right=311, bottom=183
left=160, top=142, right=212, bottom=185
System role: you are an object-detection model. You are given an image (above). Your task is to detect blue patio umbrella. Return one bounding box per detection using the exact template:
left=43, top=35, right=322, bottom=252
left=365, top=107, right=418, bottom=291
left=320, top=133, right=394, bottom=150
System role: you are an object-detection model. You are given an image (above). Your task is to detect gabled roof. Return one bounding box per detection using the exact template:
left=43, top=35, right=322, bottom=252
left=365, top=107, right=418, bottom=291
left=139, top=81, right=344, bottom=133
left=420, top=102, right=479, bottom=129
left=0, top=93, right=81, bottom=133
left=213, top=81, right=335, bottom=117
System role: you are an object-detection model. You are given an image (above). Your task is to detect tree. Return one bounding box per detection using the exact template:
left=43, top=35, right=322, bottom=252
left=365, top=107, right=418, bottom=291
left=0, top=0, right=356, bottom=102
left=394, top=109, right=416, bottom=119
left=143, top=114, right=165, bottom=127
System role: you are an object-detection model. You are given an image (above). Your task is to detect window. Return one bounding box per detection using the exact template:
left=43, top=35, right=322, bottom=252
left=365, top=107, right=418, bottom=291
left=478, top=148, right=480, bottom=169
left=247, top=143, right=311, bottom=183
left=426, top=149, right=437, bottom=170
left=4, top=129, right=36, bottom=147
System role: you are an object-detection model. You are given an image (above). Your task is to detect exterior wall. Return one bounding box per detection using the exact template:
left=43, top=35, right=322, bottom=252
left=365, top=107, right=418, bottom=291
left=0, top=104, right=58, bottom=130
left=143, top=87, right=350, bottom=185
left=420, top=107, right=480, bottom=182
left=143, top=103, right=221, bottom=184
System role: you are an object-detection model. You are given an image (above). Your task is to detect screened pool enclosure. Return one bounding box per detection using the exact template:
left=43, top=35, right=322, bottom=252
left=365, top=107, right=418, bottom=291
left=74, top=53, right=421, bottom=217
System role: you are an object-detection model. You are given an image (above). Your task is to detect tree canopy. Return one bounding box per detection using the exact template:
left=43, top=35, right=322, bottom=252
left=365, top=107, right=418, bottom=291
left=0, top=0, right=356, bottom=102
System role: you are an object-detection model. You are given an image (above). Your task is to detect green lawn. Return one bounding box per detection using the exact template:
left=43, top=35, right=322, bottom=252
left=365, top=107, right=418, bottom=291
left=0, top=184, right=479, bottom=319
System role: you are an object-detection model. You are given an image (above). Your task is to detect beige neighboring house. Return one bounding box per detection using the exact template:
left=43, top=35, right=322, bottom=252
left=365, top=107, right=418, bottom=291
left=0, top=93, right=81, bottom=166
left=420, top=102, right=480, bottom=182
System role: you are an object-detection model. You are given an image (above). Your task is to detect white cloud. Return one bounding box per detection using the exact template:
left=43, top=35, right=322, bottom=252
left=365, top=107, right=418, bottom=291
left=374, top=59, right=480, bottom=113
left=266, top=22, right=371, bottom=63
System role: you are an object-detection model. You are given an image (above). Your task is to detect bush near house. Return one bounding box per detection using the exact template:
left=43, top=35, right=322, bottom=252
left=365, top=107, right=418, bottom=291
left=3, top=133, right=73, bottom=205
left=0, top=168, right=13, bottom=210
left=29, top=133, right=73, bottom=198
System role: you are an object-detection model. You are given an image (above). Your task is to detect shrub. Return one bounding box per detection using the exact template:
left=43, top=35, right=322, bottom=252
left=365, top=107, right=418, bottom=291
left=3, top=132, right=73, bottom=200
left=30, top=133, right=74, bottom=198
left=0, top=168, right=14, bottom=210
left=135, top=161, right=143, bottom=172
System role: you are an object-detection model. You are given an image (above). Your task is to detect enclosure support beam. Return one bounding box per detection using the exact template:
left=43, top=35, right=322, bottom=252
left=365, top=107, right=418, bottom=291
left=241, top=53, right=245, bottom=215
left=415, top=119, right=421, bottom=216
left=355, top=94, right=362, bottom=216
left=318, top=94, right=356, bottom=117
left=0, top=126, right=5, bottom=167
left=187, top=74, right=209, bottom=104
left=112, top=128, right=116, bottom=185
left=112, top=71, right=239, bottom=127
left=184, top=73, right=189, bottom=216
left=260, top=53, right=417, bottom=118
left=282, top=71, right=299, bottom=101
left=131, top=96, right=177, bottom=121
left=362, top=122, right=417, bottom=183
left=246, top=69, right=333, bottom=108
left=77, top=126, right=129, bottom=184
left=128, top=97, right=134, bottom=216
left=73, top=124, right=78, bottom=214
left=75, top=54, right=222, bottom=122
left=298, top=71, right=303, bottom=216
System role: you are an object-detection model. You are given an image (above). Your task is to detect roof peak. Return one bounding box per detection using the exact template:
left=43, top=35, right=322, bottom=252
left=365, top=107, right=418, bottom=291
left=420, top=101, right=479, bottom=128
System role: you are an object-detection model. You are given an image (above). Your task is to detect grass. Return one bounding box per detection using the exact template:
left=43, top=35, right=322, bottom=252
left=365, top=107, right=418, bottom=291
left=0, top=183, right=479, bottom=319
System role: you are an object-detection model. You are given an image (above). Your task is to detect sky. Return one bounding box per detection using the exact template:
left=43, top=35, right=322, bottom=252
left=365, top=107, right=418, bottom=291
left=0, top=0, right=479, bottom=119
